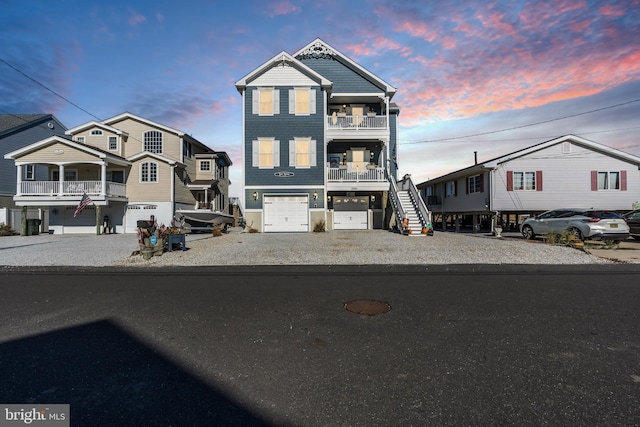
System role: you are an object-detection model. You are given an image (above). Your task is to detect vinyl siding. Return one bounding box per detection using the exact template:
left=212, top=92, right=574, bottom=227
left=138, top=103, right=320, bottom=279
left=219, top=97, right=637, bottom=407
left=492, top=142, right=640, bottom=211
left=18, top=142, right=98, bottom=163
left=107, top=118, right=182, bottom=161
left=173, top=167, right=195, bottom=206
left=244, top=85, right=324, bottom=187
left=125, top=159, right=173, bottom=202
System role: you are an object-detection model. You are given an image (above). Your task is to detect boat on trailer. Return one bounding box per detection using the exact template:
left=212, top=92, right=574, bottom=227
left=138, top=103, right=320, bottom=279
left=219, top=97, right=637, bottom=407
left=174, top=209, right=234, bottom=232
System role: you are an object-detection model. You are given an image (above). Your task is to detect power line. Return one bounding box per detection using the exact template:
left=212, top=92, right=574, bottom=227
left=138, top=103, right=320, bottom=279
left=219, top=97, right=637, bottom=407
left=401, top=99, right=640, bottom=144
left=0, top=58, right=103, bottom=122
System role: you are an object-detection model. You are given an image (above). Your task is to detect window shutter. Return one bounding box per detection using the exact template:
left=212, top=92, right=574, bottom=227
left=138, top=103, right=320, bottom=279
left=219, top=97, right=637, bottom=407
left=273, top=140, right=280, bottom=167
left=252, top=140, right=259, bottom=167
left=273, top=90, right=280, bottom=114
left=591, top=170, right=598, bottom=191
left=480, top=174, right=484, bottom=192
left=466, top=177, right=469, bottom=194
left=506, top=171, right=513, bottom=191
left=310, top=139, right=316, bottom=166
left=310, top=89, right=316, bottom=114
left=621, top=170, right=627, bottom=191
left=289, top=90, right=295, bottom=114
left=252, top=90, right=259, bottom=114
left=289, top=140, right=296, bottom=167
left=536, top=171, right=543, bottom=191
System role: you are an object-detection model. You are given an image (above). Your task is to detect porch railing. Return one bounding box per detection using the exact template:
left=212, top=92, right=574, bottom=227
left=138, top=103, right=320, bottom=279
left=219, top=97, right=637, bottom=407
left=19, top=180, right=126, bottom=197
left=327, top=166, right=386, bottom=182
left=327, top=115, right=387, bottom=130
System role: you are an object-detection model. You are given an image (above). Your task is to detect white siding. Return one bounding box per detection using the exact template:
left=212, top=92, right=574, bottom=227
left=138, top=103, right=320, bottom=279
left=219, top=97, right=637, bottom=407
left=251, top=64, right=317, bottom=87
left=492, top=143, right=640, bottom=211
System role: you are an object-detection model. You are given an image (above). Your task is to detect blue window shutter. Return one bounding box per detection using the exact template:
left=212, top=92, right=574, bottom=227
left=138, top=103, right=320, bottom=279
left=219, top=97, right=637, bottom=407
left=310, top=139, right=316, bottom=166
left=273, top=140, right=280, bottom=167
left=252, top=90, right=258, bottom=114
left=310, top=89, right=316, bottom=114
left=252, top=140, right=259, bottom=167
left=273, top=90, right=280, bottom=114
left=289, top=90, right=295, bottom=114
left=289, top=140, right=296, bottom=167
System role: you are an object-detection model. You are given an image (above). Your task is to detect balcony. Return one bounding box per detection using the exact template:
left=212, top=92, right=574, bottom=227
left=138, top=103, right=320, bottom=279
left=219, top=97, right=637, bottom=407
left=326, top=114, right=389, bottom=140
left=327, top=165, right=388, bottom=192
left=17, top=180, right=126, bottom=203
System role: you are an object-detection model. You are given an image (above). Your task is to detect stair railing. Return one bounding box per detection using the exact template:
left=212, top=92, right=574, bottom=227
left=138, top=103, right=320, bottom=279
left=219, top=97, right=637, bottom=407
left=388, top=176, right=406, bottom=230
left=399, top=175, right=433, bottom=230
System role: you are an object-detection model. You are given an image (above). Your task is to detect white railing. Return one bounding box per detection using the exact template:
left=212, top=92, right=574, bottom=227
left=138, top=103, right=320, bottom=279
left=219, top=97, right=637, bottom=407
left=19, top=181, right=126, bottom=197
left=327, top=166, right=386, bottom=182
left=327, top=115, right=387, bottom=130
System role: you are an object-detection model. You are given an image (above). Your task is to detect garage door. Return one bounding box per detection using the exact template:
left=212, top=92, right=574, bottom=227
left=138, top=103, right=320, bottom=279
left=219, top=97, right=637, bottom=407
left=125, top=205, right=158, bottom=233
left=334, top=211, right=368, bottom=230
left=264, top=195, right=309, bottom=232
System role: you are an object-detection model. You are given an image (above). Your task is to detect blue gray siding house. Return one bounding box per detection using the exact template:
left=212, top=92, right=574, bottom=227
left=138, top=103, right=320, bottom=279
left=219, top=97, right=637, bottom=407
left=235, top=38, right=400, bottom=232
left=0, top=114, right=67, bottom=208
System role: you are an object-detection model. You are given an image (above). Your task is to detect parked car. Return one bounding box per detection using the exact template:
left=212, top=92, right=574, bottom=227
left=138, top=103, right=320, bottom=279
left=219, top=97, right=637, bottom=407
left=520, top=209, right=630, bottom=241
left=623, top=209, right=640, bottom=236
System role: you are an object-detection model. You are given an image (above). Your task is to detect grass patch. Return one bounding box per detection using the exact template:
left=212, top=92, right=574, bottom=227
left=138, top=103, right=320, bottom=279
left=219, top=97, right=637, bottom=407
left=0, top=223, right=16, bottom=236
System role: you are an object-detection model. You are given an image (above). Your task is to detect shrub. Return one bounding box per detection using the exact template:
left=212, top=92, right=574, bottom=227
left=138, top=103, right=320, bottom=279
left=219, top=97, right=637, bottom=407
left=247, top=227, right=259, bottom=233
left=313, top=220, right=326, bottom=232
left=0, top=223, right=15, bottom=236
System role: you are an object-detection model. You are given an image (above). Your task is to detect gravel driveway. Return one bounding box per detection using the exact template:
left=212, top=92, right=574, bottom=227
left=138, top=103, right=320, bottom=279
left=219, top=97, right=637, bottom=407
left=0, top=229, right=610, bottom=267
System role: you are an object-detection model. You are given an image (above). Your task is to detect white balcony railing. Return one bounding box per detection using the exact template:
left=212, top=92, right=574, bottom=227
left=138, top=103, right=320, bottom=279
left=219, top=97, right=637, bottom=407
left=327, top=166, right=386, bottom=182
left=327, top=115, right=387, bottom=130
left=19, top=181, right=126, bottom=197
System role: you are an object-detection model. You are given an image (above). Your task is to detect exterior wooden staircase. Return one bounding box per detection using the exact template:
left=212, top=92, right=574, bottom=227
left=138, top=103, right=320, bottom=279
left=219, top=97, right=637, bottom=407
left=388, top=175, right=433, bottom=236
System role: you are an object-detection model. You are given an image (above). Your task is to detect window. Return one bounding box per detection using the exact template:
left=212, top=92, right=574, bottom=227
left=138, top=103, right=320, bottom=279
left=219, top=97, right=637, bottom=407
left=445, top=181, right=456, bottom=197
left=252, top=138, right=280, bottom=168
left=24, top=164, right=34, bottom=180
left=252, top=88, right=280, bottom=116
left=141, top=162, right=158, bottom=182
left=289, top=137, right=316, bottom=168
left=289, top=88, right=316, bottom=115
left=183, top=141, right=192, bottom=159
left=76, top=136, right=85, bottom=143
left=199, top=160, right=211, bottom=172
left=107, top=170, right=125, bottom=183
left=108, top=136, right=117, bottom=150
left=91, top=130, right=103, bottom=135
left=513, top=172, right=536, bottom=191
left=52, top=170, right=77, bottom=181
left=598, top=171, right=620, bottom=190
left=143, top=131, right=163, bottom=153
left=467, top=174, right=482, bottom=193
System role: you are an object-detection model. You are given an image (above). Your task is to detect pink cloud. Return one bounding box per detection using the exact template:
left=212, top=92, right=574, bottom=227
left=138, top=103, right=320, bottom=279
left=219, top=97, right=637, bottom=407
left=128, top=13, right=146, bottom=27
left=599, top=4, right=626, bottom=16
left=344, top=36, right=412, bottom=58
left=264, top=1, right=301, bottom=17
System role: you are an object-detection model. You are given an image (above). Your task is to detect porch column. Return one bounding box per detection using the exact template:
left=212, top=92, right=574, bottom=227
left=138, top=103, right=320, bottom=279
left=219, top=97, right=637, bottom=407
left=101, top=163, right=107, bottom=196
left=16, top=165, right=22, bottom=196
left=58, top=165, right=65, bottom=196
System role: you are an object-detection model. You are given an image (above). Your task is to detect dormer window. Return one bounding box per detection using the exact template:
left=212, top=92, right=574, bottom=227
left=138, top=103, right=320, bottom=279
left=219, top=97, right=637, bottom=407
left=199, top=160, right=211, bottom=172
left=91, top=130, right=103, bottom=135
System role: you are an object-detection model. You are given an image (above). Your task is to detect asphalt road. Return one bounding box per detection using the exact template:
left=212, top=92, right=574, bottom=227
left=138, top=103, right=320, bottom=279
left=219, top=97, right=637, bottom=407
left=1, top=265, right=639, bottom=426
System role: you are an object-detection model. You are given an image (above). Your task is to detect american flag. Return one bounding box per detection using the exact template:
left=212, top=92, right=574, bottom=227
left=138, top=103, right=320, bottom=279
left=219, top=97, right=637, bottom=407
left=73, top=193, right=93, bottom=218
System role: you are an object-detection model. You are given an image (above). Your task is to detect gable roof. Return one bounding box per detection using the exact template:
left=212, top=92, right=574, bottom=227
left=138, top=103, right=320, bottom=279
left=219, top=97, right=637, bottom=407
left=127, top=150, right=185, bottom=167
left=103, top=112, right=185, bottom=136
left=294, top=38, right=397, bottom=97
left=234, top=51, right=332, bottom=93
left=3, top=134, right=131, bottom=166
left=419, top=134, right=640, bottom=185
left=65, top=120, right=129, bottom=136
left=0, top=114, right=64, bottom=138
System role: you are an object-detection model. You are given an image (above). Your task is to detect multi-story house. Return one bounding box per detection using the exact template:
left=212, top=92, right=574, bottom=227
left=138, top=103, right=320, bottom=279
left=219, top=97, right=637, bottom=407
left=0, top=114, right=67, bottom=231
left=417, top=135, right=640, bottom=233
left=235, top=38, right=430, bottom=233
left=4, top=112, right=231, bottom=234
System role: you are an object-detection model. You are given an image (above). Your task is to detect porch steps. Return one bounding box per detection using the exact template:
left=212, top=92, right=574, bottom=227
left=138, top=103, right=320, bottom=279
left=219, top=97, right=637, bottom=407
left=397, top=190, right=426, bottom=237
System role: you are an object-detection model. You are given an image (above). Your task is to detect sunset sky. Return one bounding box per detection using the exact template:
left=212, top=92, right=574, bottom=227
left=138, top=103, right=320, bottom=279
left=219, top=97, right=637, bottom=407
left=1, top=0, right=639, bottom=197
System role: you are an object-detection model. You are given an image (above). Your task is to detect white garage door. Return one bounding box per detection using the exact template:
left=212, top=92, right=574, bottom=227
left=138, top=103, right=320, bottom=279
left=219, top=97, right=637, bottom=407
left=264, top=195, right=308, bottom=232
left=125, top=205, right=158, bottom=233
left=334, top=211, right=368, bottom=230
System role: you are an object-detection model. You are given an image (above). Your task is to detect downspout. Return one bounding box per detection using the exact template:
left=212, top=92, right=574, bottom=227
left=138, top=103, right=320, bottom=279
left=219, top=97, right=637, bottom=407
left=323, top=87, right=328, bottom=228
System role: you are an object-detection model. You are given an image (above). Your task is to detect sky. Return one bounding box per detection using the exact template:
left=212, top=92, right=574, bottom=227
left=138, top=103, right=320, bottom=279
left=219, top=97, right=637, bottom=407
left=1, top=0, right=639, bottom=198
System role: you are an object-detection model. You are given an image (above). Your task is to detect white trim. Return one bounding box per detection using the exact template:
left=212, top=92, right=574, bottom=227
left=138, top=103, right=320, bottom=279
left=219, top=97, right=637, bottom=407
left=103, top=112, right=185, bottom=136
left=245, top=185, right=325, bottom=190
left=65, top=121, right=128, bottom=136
left=142, top=130, right=163, bottom=154
left=140, top=161, right=159, bottom=184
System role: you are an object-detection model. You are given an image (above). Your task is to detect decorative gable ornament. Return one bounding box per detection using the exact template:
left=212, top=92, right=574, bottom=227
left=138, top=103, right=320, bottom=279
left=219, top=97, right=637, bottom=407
left=297, top=41, right=336, bottom=59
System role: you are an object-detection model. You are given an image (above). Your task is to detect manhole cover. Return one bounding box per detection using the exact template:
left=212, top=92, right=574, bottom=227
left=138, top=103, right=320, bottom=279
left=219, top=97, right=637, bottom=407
left=344, top=299, right=391, bottom=316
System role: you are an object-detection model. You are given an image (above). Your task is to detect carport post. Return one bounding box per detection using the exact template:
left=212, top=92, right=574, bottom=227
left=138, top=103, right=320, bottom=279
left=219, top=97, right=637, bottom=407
left=95, top=205, right=102, bottom=235
left=20, top=206, right=27, bottom=236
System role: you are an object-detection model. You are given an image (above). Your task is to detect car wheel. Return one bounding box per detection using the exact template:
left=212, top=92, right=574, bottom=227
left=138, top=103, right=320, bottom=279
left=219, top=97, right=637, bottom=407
left=567, top=227, right=583, bottom=241
left=522, top=225, right=535, bottom=240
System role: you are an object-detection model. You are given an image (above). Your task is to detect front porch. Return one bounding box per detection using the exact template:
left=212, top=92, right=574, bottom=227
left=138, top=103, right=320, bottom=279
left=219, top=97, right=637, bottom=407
left=18, top=180, right=126, bottom=198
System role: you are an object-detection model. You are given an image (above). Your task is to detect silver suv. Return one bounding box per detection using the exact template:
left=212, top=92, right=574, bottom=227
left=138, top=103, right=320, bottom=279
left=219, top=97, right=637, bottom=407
left=520, top=209, right=630, bottom=241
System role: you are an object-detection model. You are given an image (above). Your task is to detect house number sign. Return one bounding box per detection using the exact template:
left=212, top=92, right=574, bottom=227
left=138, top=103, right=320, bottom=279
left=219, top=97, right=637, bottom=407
left=274, top=171, right=295, bottom=177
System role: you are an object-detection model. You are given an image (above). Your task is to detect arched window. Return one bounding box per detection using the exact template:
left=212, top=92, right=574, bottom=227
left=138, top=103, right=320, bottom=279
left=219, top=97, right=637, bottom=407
left=144, top=131, right=163, bottom=153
